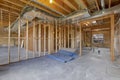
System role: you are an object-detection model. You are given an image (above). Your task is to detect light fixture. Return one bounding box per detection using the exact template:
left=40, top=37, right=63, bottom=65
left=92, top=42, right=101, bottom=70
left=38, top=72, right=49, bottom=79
left=50, top=0, right=53, bottom=3
left=92, top=21, right=96, bottom=24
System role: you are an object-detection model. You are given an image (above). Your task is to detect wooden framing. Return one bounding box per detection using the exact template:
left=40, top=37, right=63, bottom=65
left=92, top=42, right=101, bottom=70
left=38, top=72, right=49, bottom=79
left=33, top=21, right=35, bottom=58
left=109, top=0, right=111, bottom=8
left=79, top=23, right=82, bottom=56
left=25, top=20, right=28, bottom=59
left=95, top=0, right=100, bottom=11
left=38, top=23, right=41, bottom=57
left=48, top=24, right=51, bottom=54
left=8, top=12, right=11, bottom=63
left=68, top=24, right=70, bottom=48
left=110, top=15, right=115, bottom=61
left=18, top=17, right=20, bottom=61
left=55, top=20, right=58, bottom=52
left=43, top=24, right=46, bottom=55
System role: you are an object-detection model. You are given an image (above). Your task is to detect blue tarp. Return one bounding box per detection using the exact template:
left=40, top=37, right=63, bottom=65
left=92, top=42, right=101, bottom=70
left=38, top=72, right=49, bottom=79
left=47, top=50, right=78, bottom=63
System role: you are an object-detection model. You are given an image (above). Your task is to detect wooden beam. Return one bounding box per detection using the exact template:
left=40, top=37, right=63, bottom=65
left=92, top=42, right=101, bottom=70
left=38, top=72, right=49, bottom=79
left=109, top=0, right=111, bottom=8
left=3, top=0, right=24, bottom=8
left=38, top=23, right=41, bottom=57
left=68, top=25, right=70, bottom=48
left=18, top=17, right=20, bottom=61
left=37, top=0, right=68, bottom=15
left=110, top=15, right=115, bottom=61
left=95, top=0, right=100, bottom=11
left=48, top=24, right=51, bottom=54
left=54, top=0, right=73, bottom=13
left=63, top=0, right=78, bottom=10
left=8, top=12, right=11, bottom=63
left=26, top=20, right=28, bottom=60
left=33, top=21, right=35, bottom=58
left=79, top=23, right=82, bottom=56
left=0, top=2, right=21, bottom=12
left=43, top=25, right=46, bottom=55
left=79, top=0, right=88, bottom=9
left=20, top=0, right=61, bottom=17
left=0, top=5, right=20, bottom=14
left=53, top=1, right=71, bottom=13
left=55, top=20, right=57, bottom=52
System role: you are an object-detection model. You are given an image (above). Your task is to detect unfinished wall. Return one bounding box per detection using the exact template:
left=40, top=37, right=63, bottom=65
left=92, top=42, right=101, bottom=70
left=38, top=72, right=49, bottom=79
left=115, top=18, right=120, bottom=56
left=0, top=27, right=18, bottom=46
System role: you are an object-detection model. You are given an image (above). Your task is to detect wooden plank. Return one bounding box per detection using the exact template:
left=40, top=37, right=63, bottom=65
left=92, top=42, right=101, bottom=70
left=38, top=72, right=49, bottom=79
left=44, top=24, right=46, bottom=55
left=3, top=0, right=24, bottom=8
left=20, top=0, right=61, bottom=17
left=79, top=23, right=82, bottom=56
left=33, top=21, right=35, bottom=58
left=8, top=12, right=11, bottom=63
left=55, top=20, right=57, bottom=52
left=68, top=25, right=69, bottom=48
left=48, top=24, right=51, bottom=54
left=54, top=0, right=73, bottom=13
left=38, top=23, right=41, bottom=57
left=95, top=0, right=100, bottom=11
left=79, top=0, right=87, bottom=9
left=26, top=20, right=28, bottom=59
left=109, top=0, right=111, bottom=8
left=62, top=0, right=77, bottom=10
left=64, top=26, right=66, bottom=48
left=0, top=9, right=3, bottom=27
left=18, top=17, right=20, bottom=61
left=110, top=15, right=115, bottom=61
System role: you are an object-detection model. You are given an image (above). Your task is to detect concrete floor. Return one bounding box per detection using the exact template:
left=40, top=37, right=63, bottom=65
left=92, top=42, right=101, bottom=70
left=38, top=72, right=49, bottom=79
left=0, top=48, right=120, bottom=80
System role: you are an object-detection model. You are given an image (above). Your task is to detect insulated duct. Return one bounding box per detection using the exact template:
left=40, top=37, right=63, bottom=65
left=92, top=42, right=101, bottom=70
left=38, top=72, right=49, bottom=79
left=101, top=0, right=105, bottom=10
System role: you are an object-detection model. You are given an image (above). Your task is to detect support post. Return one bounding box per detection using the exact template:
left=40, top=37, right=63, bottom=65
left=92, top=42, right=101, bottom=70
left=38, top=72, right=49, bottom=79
left=48, top=24, right=51, bottom=54
left=26, top=20, right=28, bottom=59
left=80, top=23, right=82, bottom=56
left=38, top=23, right=41, bottom=57
left=55, top=20, right=57, bottom=52
left=44, top=25, right=46, bottom=55
left=18, top=17, right=20, bottom=61
left=8, top=12, right=11, bottom=63
left=110, top=15, right=115, bottom=61
left=33, top=21, right=35, bottom=58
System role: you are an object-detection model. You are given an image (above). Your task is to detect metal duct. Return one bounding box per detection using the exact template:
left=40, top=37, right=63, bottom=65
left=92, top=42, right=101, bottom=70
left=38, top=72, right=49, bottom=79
left=67, top=4, right=120, bottom=23
left=101, top=0, right=105, bottom=10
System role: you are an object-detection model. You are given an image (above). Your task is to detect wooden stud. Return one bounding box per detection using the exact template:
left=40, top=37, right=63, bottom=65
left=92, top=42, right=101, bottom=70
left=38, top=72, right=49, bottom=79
left=110, top=15, right=115, bottom=61
left=109, top=0, right=111, bottom=8
left=26, top=20, right=28, bottom=59
left=33, top=21, right=36, bottom=58
left=0, top=9, right=3, bottom=27
left=55, top=20, right=57, bottom=52
left=70, top=24, right=72, bottom=48
left=79, top=23, right=82, bottom=56
left=18, top=17, right=20, bottom=61
left=8, top=12, right=11, bottom=63
left=95, top=0, right=100, bottom=11
left=38, top=23, right=41, bottom=57
left=44, top=24, right=46, bottom=55
left=64, top=26, right=66, bottom=48
left=48, top=24, right=51, bottom=54
left=68, top=24, right=70, bottom=48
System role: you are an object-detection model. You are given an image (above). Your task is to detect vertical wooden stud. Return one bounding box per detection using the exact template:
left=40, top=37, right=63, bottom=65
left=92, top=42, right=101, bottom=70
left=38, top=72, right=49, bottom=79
left=38, top=23, right=41, bottom=57
left=110, top=15, right=115, bottom=61
left=18, top=17, right=20, bottom=61
left=80, top=23, right=82, bottom=56
left=48, top=24, right=51, bottom=54
left=44, top=25, right=46, bottom=55
left=8, top=12, right=11, bottom=63
left=33, top=21, right=35, bottom=58
left=26, top=20, right=28, bottom=59
left=55, top=20, right=57, bottom=52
